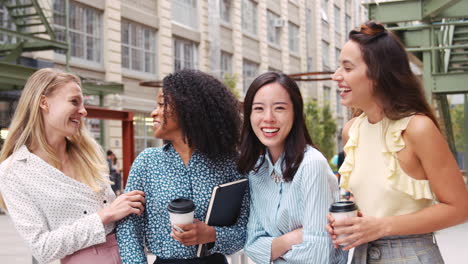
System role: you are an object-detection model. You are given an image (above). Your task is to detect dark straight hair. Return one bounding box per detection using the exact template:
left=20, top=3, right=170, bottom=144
left=237, top=72, right=313, bottom=182
left=349, top=21, right=439, bottom=128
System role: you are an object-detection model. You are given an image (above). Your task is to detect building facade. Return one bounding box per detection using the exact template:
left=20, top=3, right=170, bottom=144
left=0, top=0, right=367, bottom=161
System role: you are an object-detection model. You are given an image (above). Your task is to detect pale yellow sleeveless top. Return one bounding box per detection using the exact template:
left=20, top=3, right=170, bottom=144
left=338, top=113, right=434, bottom=218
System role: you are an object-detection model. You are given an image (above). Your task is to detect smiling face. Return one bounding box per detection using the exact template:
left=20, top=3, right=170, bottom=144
left=150, top=90, right=181, bottom=141
left=250, top=82, right=294, bottom=162
left=40, top=81, right=87, bottom=139
left=333, top=40, right=377, bottom=111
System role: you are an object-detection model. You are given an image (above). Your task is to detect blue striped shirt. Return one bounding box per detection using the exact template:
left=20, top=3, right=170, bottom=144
left=244, top=146, right=347, bottom=263
left=116, top=144, right=249, bottom=263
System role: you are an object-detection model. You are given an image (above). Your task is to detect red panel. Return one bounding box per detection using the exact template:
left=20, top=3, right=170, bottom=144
left=84, top=105, right=135, bottom=186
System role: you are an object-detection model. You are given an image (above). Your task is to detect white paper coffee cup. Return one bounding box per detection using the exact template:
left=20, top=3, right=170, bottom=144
left=329, top=201, right=358, bottom=246
left=167, top=198, right=195, bottom=226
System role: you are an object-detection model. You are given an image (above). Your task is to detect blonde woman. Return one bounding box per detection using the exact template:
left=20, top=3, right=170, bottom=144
left=0, top=68, right=145, bottom=264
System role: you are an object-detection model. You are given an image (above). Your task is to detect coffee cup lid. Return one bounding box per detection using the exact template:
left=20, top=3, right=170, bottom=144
left=329, top=201, right=358, bottom=213
left=167, top=198, right=196, bottom=214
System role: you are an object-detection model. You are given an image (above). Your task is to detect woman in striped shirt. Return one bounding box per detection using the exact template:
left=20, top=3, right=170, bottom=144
left=238, top=72, right=347, bottom=263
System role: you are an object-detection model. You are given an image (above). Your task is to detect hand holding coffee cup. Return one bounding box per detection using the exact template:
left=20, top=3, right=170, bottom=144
left=329, top=201, right=358, bottom=246
left=167, top=198, right=195, bottom=233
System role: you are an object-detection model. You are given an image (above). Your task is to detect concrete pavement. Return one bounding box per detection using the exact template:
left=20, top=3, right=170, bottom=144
left=1, top=212, right=466, bottom=264
left=0, top=213, right=251, bottom=264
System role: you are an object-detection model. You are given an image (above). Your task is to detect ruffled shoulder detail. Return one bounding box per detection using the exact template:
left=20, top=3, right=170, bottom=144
left=384, top=116, right=434, bottom=200
left=338, top=114, right=366, bottom=190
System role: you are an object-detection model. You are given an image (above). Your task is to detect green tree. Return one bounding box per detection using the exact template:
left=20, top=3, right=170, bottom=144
left=304, top=100, right=338, bottom=160
left=451, top=104, right=465, bottom=155
left=222, top=73, right=241, bottom=100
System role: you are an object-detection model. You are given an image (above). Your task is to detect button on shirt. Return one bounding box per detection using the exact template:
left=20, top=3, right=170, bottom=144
left=116, top=144, right=249, bottom=263
left=0, top=146, right=115, bottom=264
left=244, top=146, right=348, bottom=264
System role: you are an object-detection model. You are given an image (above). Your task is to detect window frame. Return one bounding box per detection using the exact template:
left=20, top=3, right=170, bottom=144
left=53, top=0, right=103, bottom=66
left=242, top=0, right=258, bottom=37
left=173, top=37, right=199, bottom=71
left=121, top=19, right=157, bottom=74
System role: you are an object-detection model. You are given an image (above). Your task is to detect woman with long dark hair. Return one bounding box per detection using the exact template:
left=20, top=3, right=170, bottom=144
left=327, top=21, right=468, bottom=263
left=239, top=72, right=346, bottom=263
left=117, top=69, right=248, bottom=264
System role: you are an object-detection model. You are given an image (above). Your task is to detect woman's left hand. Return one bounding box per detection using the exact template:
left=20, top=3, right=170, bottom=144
left=332, top=214, right=389, bottom=251
left=170, top=219, right=216, bottom=246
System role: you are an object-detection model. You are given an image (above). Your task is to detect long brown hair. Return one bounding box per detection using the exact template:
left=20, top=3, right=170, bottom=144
left=349, top=21, right=438, bottom=128
left=237, top=72, right=313, bottom=182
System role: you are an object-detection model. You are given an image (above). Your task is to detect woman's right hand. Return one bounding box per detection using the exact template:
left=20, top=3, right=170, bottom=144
left=98, top=190, right=145, bottom=225
left=271, top=227, right=303, bottom=261
left=326, top=214, right=338, bottom=248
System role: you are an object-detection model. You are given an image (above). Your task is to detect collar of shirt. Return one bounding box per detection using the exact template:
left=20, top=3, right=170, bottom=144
left=12, top=145, right=29, bottom=162
left=263, top=148, right=285, bottom=181
left=162, top=143, right=204, bottom=170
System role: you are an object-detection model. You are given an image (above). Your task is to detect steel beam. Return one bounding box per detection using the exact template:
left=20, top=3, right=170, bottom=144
left=0, top=61, right=36, bottom=86
left=0, top=28, right=67, bottom=50
left=367, top=0, right=422, bottom=23
left=436, top=94, right=457, bottom=156
left=81, top=82, right=124, bottom=95
left=438, top=0, right=468, bottom=19
left=422, top=0, right=461, bottom=20
left=366, top=0, right=468, bottom=23
left=431, top=73, right=468, bottom=94
left=464, top=94, right=468, bottom=179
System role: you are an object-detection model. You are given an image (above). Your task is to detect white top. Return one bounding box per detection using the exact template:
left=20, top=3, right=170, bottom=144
left=0, top=146, right=115, bottom=264
left=339, top=114, right=434, bottom=218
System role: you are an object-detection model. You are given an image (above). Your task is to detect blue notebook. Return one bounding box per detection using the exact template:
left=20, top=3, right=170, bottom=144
left=196, top=178, right=249, bottom=257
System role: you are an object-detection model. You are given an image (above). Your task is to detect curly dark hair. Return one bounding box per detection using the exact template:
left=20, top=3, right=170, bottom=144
left=162, top=69, right=241, bottom=159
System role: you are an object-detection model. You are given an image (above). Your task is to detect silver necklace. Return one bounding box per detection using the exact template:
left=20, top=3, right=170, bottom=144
left=271, top=171, right=282, bottom=184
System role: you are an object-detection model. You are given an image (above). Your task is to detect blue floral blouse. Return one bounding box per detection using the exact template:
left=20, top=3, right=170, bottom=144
left=116, top=144, right=249, bottom=263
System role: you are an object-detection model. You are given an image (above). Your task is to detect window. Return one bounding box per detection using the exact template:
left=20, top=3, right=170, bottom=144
left=288, top=22, right=299, bottom=53
left=335, top=48, right=341, bottom=68
left=345, top=15, right=351, bottom=38
left=306, top=8, right=312, bottom=35
left=322, top=40, right=330, bottom=70
left=242, top=0, right=257, bottom=36
left=172, top=0, right=198, bottom=29
left=307, top=57, right=313, bottom=72
left=174, top=37, right=198, bottom=71
left=53, top=0, right=102, bottom=63
left=345, top=0, right=350, bottom=14
left=0, top=5, right=16, bottom=44
left=220, top=51, right=232, bottom=77
left=321, top=0, right=329, bottom=22
left=322, top=19, right=330, bottom=42
left=134, top=112, right=160, bottom=157
left=220, top=0, right=231, bottom=24
left=323, top=86, right=331, bottom=104
left=334, top=5, right=340, bottom=33
left=243, top=60, right=259, bottom=92
left=121, top=20, right=156, bottom=73
left=267, top=11, right=281, bottom=46
left=336, top=90, right=342, bottom=114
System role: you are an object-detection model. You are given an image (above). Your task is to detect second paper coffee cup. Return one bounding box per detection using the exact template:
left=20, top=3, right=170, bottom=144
left=167, top=198, right=195, bottom=225
left=329, top=201, right=358, bottom=246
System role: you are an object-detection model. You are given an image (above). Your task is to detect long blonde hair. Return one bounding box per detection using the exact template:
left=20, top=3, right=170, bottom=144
left=0, top=69, right=108, bottom=206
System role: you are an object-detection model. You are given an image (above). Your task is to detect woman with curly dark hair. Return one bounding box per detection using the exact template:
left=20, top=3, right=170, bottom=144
left=116, top=69, right=248, bottom=264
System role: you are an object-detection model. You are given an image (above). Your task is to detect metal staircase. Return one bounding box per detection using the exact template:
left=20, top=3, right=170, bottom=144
left=0, top=0, right=66, bottom=62
left=366, top=0, right=468, bottom=172
left=449, top=22, right=468, bottom=72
